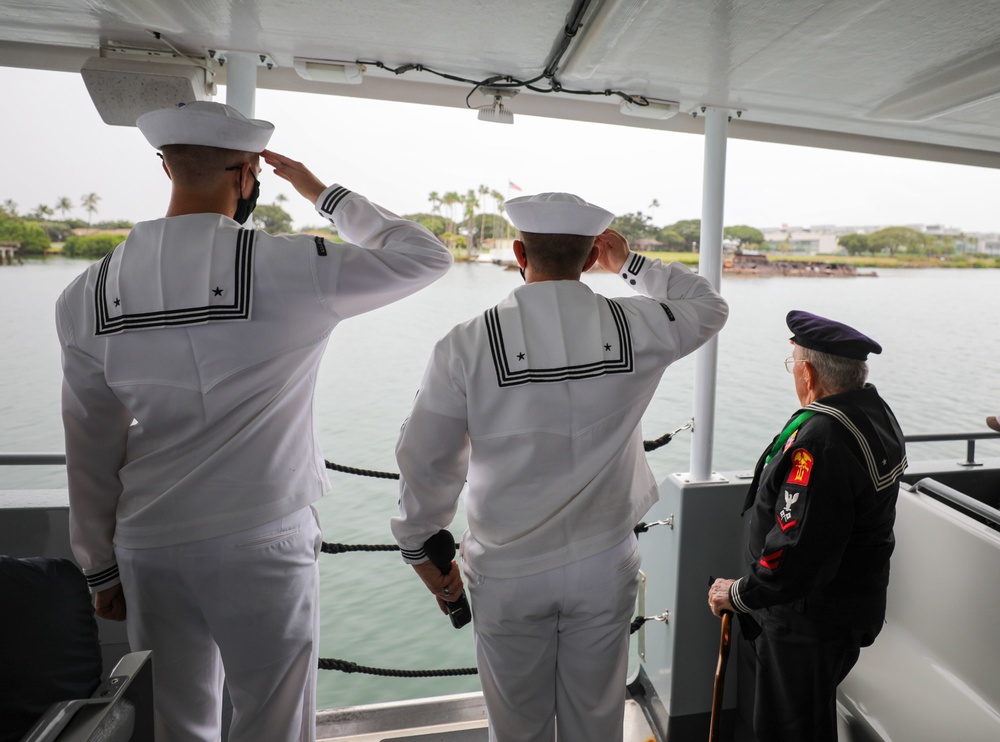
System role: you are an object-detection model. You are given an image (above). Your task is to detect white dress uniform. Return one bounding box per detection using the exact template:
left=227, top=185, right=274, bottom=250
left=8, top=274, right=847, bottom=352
left=392, top=198, right=728, bottom=741
left=57, top=181, right=452, bottom=741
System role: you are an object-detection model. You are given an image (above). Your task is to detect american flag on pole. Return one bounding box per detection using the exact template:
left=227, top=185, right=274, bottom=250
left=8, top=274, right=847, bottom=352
left=508, top=180, right=523, bottom=192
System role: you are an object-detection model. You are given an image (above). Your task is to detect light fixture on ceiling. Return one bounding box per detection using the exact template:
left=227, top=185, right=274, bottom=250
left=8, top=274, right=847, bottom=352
left=292, top=58, right=364, bottom=85
left=477, top=88, right=517, bottom=124
left=619, top=98, right=679, bottom=120
left=81, top=55, right=214, bottom=126
left=867, top=49, right=1000, bottom=121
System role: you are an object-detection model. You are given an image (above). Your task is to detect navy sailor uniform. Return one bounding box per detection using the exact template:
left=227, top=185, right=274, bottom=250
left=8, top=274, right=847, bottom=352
left=729, top=384, right=906, bottom=741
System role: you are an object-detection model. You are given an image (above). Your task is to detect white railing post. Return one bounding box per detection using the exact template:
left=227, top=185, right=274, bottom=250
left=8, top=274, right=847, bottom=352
left=224, top=52, right=258, bottom=118
left=689, top=107, right=728, bottom=482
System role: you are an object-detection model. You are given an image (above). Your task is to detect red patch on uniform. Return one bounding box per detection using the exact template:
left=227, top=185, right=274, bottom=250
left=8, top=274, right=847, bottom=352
left=787, top=448, right=814, bottom=486
left=759, top=549, right=783, bottom=570
left=777, top=515, right=798, bottom=532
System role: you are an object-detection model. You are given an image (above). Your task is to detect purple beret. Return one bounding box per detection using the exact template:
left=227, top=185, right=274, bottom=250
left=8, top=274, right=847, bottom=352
left=786, top=310, right=881, bottom=361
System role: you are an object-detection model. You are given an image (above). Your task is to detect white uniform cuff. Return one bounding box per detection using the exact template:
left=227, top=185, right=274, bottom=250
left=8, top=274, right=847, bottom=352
left=83, top=562, right=121, bottom=594
left=729, top=576, right=751, bottom=613
left=618, top=251, right=649, bottom=287
left=315, top=184, right=356, bottom=220
left=399, top=545, right=430, bottom=565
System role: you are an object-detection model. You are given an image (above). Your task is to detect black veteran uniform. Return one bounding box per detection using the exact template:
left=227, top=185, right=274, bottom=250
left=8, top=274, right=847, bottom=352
left=728, top=311, right=906, bottom=742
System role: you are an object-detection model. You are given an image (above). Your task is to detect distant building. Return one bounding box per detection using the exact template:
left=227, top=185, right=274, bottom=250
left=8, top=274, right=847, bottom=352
left=633, top=238, right=664, bottom=251
left=978, top=235, right=1000, bottom=256
left=762, top=228, right=841, bottom=254
left=70, top=227, right=131, bottom=237
left=759, top=222, right=1000, bottom=256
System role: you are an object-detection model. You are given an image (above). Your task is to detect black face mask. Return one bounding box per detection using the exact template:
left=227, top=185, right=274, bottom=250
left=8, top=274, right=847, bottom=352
left=233, top=170, right=260, bottom=224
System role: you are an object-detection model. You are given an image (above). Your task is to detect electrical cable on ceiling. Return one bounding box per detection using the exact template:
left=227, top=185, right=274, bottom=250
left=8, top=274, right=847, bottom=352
left=357, top=59, right=651, bottom=110
left=146, top=0, right=655, bottom=113
left=358, top=0, right=652, bottom=111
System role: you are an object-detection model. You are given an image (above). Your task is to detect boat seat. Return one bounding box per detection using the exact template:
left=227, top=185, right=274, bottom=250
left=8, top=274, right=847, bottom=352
left=0, top=556, right=153, bottom=742
left=20, top=651, right=153, bottom=742
left=0, top=556, right=103, bottom=742
left=838, top=481, right=1000, bottom=741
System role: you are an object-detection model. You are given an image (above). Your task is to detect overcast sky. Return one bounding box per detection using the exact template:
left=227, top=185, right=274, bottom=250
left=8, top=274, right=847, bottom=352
left=4, top=65, right=1000, bottom=234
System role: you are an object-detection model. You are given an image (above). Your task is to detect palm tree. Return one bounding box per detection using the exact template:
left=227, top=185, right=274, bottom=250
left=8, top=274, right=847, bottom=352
left=491, top=188, right=508, bottom=240
left=81, top=193, right=100, bottom=227
left=477, top=184, right=492, bottom=249
left=34, top=204, right=54, bottom=220
left=441, top=192, right=461, bottom=247
left=464, top=189, right=479, bottom=255
left=3, top=199, right=17, bottom=217
left=428, top=191, right=441, bottom=216
left=56, top=197, right=73, bottom=220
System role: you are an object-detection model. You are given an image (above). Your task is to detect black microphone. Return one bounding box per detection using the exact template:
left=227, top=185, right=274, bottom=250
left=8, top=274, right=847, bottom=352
left=423, top=529, right=472, bottom=629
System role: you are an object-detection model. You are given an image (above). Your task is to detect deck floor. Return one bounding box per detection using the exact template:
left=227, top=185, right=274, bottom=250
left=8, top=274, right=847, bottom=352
left=317, top=698, right=655, bottom=741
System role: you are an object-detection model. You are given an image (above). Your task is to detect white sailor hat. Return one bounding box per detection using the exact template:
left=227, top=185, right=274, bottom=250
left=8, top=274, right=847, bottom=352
left=136, top=101, right=274, bottom=152
left=505, top=192, right=615, bottom=236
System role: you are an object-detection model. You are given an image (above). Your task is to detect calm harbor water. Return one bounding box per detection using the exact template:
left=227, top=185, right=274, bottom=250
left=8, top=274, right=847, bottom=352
left=2, top=256, right=999, bottom=709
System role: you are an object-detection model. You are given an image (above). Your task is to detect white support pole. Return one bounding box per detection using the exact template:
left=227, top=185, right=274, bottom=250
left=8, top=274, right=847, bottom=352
left=224, top=52, right=258, bottom=118
left=689, top=107, right=728, bottom=482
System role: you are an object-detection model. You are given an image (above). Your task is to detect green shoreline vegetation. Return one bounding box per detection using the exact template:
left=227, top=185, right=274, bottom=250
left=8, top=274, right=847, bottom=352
left=2, top=194, right=997, bottom=269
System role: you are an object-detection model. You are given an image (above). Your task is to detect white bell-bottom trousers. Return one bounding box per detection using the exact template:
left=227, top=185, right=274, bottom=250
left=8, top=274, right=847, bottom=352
left=116, top=505, right=322, bottom=742
left=465, top=533, right=641, bottom=742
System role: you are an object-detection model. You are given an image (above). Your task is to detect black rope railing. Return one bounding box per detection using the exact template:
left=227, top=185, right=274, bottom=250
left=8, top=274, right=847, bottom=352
left=320, top=542, right=401, bottom=554
left=323, top=421, right=691, bottom=481
left=644, top=420, right=694, bottom=452
left=317, top=528, right=670, bottom=676
left=319, top=610, right=664, bottom=676
left=318, top=658, right=478, bottom=677
left=324, top=461, right=399, bottom=480
left=320, top=519, right=671, bottom=556
left=317, top=421, right=687, bottom=676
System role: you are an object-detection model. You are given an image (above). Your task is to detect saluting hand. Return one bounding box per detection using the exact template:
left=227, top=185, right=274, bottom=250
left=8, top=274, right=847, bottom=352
left=593, top=228, right=630, bottom=275
left=261, top=150, right=327, bottom=204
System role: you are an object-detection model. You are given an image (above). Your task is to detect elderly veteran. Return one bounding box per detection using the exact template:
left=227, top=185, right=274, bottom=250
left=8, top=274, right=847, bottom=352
left=56, top=101, right=452, bottom=742
left=709, top=310, right=907, bottom=742
left=391, top=192, right=728, bottom=742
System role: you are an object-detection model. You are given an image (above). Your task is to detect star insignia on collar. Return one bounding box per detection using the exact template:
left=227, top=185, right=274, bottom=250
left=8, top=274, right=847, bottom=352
left=604, top=343, right=611, bottom=351
left=517, top=352, right=525, bottom=361
left=213, top=287, right=223, bottom=296
left=114, top=297, right=120, bottom=307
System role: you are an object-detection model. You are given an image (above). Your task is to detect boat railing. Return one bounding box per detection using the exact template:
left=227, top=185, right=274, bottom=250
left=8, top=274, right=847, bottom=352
left=0, top=453, right=66, bottom=466
left=1, top=428, right=998, bottom=470
left=902, top=431, right=1000, bottom=467
left=909, top=477, right=1000, bottom=530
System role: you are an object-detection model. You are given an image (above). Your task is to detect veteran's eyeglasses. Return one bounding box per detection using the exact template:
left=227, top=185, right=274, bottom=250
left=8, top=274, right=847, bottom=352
left=784, top=356, right=807, bottom=373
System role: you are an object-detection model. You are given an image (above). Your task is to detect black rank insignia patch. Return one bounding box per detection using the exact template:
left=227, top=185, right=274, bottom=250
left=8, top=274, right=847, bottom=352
left=315, top=236, right=328, bottom=256
left=777, top=488, right=800, bottom=532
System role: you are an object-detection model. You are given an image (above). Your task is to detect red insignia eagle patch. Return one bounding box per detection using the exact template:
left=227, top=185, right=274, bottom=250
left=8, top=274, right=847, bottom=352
left=787, top=448, right=814, bottom=486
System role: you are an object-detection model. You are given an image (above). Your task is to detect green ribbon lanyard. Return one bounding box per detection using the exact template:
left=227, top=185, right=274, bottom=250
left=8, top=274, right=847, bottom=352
left=765, top=410, right=817, bottom=464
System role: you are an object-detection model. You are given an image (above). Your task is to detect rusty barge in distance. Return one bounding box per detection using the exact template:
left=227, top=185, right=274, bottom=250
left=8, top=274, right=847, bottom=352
left=724, top=253, right=877, bottom=277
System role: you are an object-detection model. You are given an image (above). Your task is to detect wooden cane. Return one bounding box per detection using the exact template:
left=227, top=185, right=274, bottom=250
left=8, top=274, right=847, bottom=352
left=709, top=611, right=733, bottom=742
